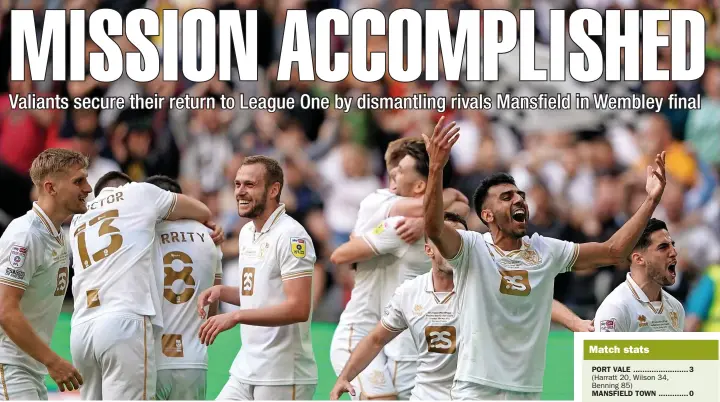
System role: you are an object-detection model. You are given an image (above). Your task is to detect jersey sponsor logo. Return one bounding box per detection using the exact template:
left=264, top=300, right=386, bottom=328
left=242, top=267, right=256, bottom=296
left=498, top=269, right=532, bottom=296
left=4, top=267, right=25, bottom=280
left=599, top=319, right=616, bottom=332
left=669, top=311, right=679, bottom=329
left=425, top=325, right=457, bottom=354
left=9, top=245, right=27, bottom=268
left=290, top=237, right=306, bottom=258
left=161, top=334, right=184, bottom=358
left=54, top=267, right=69, bottom=296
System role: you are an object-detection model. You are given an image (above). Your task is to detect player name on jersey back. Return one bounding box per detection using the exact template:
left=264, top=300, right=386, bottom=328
left=576, top=332, right=720, bottom=402
left=155, top=219, right=221, bottom=370
left=70, top=183, right=177, bottom=328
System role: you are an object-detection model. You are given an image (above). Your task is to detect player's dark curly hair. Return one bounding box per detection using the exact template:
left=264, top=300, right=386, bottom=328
left=633, top=218, right=669, bottom=252
left=145, top=175, right=183, bottom=194
left=472, top=172, right=517, bottom=225
left=94, top=171, right=132, bottom=197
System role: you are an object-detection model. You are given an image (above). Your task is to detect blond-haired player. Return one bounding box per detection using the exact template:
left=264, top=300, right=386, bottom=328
left=145, top=176, right=224, bottom=400
left=69, top=171, right=220, bottom=400
left=423, top=117, right=667, bottom=400
left=0, top=149, right=90, bottom=399
left=198, top=155, right=317, bottom=400
left=329, top=139, right=467, bottom=400
left=594, top=218, right=684, bottom=332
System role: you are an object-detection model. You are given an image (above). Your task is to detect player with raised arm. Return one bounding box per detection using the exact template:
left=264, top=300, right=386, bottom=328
left=69, top=171, right=220, bottom=400
left=422, top=117, right=667, bottom=400
left=330, top=211, right=593, bottom=400
left=145, top=175, right=224, bottom=400
left=0, top=149, right=90, bottom=399
left=594, top=218, right=684, bottom=332
left=197, top=155, right=317, bottom=400
left=330, top=139, right=468, bottom=400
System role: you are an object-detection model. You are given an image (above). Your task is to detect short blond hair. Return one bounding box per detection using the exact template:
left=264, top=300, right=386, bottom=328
left=29, top=148, right=89, bottom=186
left=384, top=137, right=424, bottom=171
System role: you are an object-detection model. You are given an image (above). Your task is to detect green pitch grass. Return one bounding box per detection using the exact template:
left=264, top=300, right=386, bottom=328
left=46, top=313, right=575, bottom=400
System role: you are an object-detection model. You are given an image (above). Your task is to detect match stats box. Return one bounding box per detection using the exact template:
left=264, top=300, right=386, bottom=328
left=574, top=333, right=719, bottom=402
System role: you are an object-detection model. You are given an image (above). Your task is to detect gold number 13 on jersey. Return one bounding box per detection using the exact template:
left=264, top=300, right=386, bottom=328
left=74, top=209, right=123, bottom=269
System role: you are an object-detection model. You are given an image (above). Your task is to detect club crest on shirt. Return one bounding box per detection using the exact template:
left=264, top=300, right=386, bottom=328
left=669, top=311, right=679, bottom=329
left=290, top=237, right=306, bottom=258
left=638, top=315, right=648, bottom=328
left=9, top=245, right=27, bottom=269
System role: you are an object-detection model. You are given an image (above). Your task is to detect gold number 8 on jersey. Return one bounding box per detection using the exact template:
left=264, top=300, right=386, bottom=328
left=163, top=251, right=196, bottom=304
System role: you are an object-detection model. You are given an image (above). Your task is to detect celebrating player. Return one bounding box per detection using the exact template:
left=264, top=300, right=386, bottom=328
left=68, top=171, right=219, bottom=400
left=330, top=138, right=468, bottom=400
left=423, top=117, right=667, bottom=400
left=0, top=149, right=90, bottom=398
left=145, top=175, right=224, bottom=400
left=594, top=218, right=684, bottom=332
left=198, top=155, right=317, bottom=401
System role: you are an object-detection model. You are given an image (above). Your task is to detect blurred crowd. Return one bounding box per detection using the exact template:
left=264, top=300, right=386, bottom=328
left=0, top=0, right=719, bottom=325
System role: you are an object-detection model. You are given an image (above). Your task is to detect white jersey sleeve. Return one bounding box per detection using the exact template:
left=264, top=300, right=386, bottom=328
left=0, top=230, right=40, bottom=290
left=594, top=301, right=630, bottom=332
left=538, top=235, right=580, bottom=275
left=448, top=229, right=481, bottom=272
left=278, top=228, right=316, bottom=281
left=361, top=216, right=409, bottom=258
left=381, top=285, right=409, bottom=333
left=135, top=182, right=178, bottom=222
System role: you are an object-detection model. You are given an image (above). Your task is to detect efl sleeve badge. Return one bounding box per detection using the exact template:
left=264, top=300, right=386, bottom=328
left=290, top=237, right=306, bottom=258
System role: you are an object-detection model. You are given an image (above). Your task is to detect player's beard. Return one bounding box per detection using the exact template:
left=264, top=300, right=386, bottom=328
left=239, top=190, right=268, bottom=218
left=649, top=266, right=675, bottom=287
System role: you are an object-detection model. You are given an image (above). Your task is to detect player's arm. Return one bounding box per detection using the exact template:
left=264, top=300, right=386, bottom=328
left=0, top=235, right=82, bottom=391
left=573, top=153, right=666, bottom=271
left=683, top=275, right=714, bottom=332
left=199, top=232, right=316, bottom=345
left=331, top=286, right=408, bottom=400
left=593, top=302, right=629, bottom=332
left=330, top=237, right=375, bottom=266
left=551, top=300, right=593, bottom=332
left=165, top=194, right=212, bottom=224
left=331, top=323, right=401, bottom=399
left=423, top=119, right=462, bottom=260
left=330, top=218, right=406, bottom=265
left=388, top=188, right=467, bottom=218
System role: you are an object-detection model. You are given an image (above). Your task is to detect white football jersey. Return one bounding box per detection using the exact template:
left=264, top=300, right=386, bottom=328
left=381, top=272, right=458, bottom=400
left=0, top=204, right=70, bottom=375
left=337, top=189, right=402, bottom=338
left=155, top=220, right=223, bottom=370
left=230, top=205, right=318, bottom=386
left=450, top=231, right=579, bottom=393
left=594, top=273, right=685, bottom=332
left=363, top=216, right=431, bottom=362
left=69, top=183, right=177, bottom=329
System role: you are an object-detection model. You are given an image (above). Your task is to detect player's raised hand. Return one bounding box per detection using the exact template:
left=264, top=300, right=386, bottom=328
left=646, top=151, right=667, bottom=203
left=47, top=356, right=83, bottom=392
left=199, top=312, right=237, bottom=346
left=421, top=116, right=460, bottom=168
left=197, top=285, right=223, bottom=319
left=330, top=378, right=356, bottom=400
left=204, top=221, right=225, bottom=245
